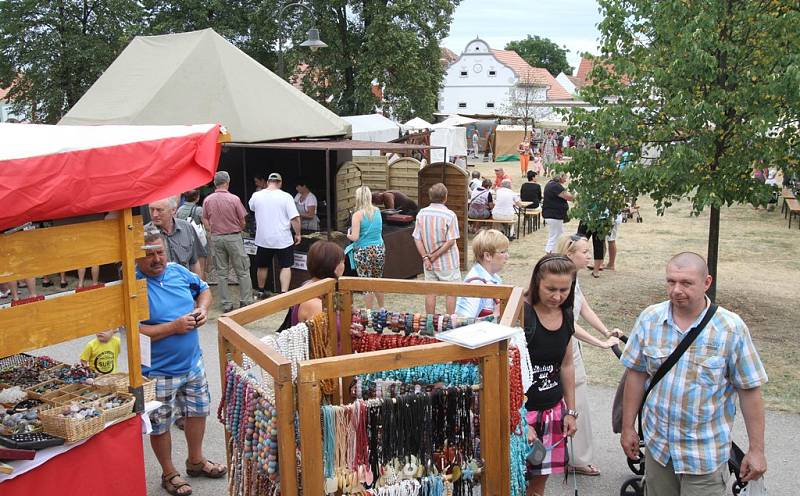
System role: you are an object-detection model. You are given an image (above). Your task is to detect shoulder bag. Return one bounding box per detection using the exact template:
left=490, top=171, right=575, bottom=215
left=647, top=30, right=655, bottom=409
left=631, top=304, right=754, bottom=490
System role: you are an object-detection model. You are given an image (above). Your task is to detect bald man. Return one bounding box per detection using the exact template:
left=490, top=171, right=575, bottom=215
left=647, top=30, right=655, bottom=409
left=619, top=252, right=767, bottom=495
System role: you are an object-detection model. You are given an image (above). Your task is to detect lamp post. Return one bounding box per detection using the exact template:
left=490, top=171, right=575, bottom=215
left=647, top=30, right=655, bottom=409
left=277, top=2, right=328, bottom=80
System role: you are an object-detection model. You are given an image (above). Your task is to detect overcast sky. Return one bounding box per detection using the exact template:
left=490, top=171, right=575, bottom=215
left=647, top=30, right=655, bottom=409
left=441, top=0, right=603, bottom=74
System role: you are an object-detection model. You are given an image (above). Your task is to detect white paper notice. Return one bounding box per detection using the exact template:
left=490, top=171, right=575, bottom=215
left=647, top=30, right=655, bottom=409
left=139, top=333, right=151, bottom=367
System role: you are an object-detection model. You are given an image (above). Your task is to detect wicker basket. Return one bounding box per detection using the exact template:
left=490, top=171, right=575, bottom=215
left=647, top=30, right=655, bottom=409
left=25, top=379, right=65, bottom=400
left=93, top=373, right=155, bottom=402
left=41, top=390, right=80, bottom=406
left=96, top=393, right=135, bottom=422
left=40, top=405, right=105, bottom=443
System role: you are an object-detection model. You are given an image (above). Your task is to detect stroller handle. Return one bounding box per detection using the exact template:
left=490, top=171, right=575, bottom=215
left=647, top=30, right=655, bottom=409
left=611, top=334, right=628, bottom=359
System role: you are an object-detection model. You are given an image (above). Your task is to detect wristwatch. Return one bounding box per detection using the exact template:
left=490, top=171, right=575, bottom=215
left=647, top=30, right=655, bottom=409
left=565, top=409, right=579, bottom=419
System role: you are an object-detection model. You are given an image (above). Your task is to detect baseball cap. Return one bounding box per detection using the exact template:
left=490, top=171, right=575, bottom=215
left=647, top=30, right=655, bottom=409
left=268, top=172, right=282, bottom=182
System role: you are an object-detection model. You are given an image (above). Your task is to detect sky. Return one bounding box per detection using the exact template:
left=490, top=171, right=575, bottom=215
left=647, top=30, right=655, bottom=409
left=441, top=0, right=603, bottom=74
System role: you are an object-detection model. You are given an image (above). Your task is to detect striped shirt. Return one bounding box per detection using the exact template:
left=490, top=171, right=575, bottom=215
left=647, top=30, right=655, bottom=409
left=412, top=203, right=460, bottom=271
left=621, top=299, right=768, bottom=475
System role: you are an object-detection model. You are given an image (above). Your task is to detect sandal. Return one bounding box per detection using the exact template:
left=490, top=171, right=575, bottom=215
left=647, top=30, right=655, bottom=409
left=186, top=459, right=227, bottom=478
left=570, top=464, right=601, bottom=476
left=162, top=472, right=193, bottom=495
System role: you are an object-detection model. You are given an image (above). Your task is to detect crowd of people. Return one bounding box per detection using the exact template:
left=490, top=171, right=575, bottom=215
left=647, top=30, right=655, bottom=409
left=6, top=146, right=770, bottom=496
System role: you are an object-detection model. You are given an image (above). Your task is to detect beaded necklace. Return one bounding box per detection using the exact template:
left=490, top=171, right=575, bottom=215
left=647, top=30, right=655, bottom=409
left=219, top=361, right=280, bottom=494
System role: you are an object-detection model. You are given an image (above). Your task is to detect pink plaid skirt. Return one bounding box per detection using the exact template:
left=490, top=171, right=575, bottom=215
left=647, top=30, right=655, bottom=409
left=525, top=399, right=568, bottom=476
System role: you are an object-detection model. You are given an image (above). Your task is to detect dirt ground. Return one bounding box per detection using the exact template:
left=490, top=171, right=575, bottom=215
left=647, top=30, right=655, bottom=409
left=465, top=160, right=800, bottom=413
left=225, top=158, right=799, bottom=413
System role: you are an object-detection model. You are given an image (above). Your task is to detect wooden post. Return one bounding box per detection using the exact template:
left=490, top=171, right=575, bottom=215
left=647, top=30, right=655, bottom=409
left=297, top=379, right=323, bottom=495
left=325, top=288, right=340, bottom=403
left=119, top=209, right=145, bottom=412
left=277, top=378, right=299, bottom=496
left=339, top=285, right=353, bottom=404
left=497, top=339, right=511, bottom=496
left=480, top=348, right=502, bottom=495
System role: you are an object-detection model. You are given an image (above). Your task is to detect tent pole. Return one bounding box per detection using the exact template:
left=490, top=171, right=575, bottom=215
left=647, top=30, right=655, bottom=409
left=325, top=149, right=332, bottom=240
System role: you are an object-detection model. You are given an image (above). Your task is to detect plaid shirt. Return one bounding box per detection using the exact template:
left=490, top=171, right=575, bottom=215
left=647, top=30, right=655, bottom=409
left=621, top=299, right=768, bottom=475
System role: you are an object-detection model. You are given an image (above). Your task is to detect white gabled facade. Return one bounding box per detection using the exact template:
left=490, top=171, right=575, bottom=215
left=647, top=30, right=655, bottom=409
left=439, top=38, right=568, bottom=116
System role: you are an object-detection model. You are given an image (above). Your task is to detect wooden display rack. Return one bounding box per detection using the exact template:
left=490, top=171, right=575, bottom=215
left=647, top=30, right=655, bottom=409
left=217, top=276, right=525, bottom=496
left=0, top=210, right=148, bottom=410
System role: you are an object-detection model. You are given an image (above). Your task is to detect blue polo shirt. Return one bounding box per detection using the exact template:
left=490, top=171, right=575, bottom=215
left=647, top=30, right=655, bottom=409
left=137, top=263, right=209, bottom=377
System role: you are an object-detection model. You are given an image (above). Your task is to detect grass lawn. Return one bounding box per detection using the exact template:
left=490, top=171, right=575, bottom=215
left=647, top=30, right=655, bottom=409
left=241, top=158, right=799, bottom=413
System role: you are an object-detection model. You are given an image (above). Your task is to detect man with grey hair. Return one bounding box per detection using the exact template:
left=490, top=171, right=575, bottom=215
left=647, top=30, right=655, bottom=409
left=621, top=252, right=767, bottom=495
left=202, top=170, right=253, bottom=311
left=147, top=196, right=206, bottom=277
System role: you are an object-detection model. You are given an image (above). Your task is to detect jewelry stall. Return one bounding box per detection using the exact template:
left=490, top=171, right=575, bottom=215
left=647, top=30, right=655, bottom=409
left=217, top=276, right=527, bottom=495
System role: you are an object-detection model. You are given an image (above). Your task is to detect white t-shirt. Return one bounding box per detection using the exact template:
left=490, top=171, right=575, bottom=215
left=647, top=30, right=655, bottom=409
left=249, top=188, right=299, bottom=248
left=492, top=187, right=518, bottom=217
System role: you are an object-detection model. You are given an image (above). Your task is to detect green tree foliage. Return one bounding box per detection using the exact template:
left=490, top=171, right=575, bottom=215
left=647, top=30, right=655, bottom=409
left=0, top=0, right=458, bottom=123
left=140, top=0, right=282, bottom=70
left=563, top=0, right=800, bottom=297
left=505, top=35, right=573, bottom=76
left=303, top=0, right=460, bottom=120
left=0, top=0, right=142, bottom=123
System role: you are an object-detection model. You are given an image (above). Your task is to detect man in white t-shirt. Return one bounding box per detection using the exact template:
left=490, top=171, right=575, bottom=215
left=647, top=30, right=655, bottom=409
left=248, top=173, right=301, bottom=297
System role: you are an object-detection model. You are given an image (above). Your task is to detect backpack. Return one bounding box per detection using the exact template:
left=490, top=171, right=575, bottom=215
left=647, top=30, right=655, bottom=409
left=187, top=205, right=207, bottom=247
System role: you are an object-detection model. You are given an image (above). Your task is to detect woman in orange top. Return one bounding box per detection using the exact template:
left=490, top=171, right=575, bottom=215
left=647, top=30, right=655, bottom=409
left=518, top=140, right=530, bottom=176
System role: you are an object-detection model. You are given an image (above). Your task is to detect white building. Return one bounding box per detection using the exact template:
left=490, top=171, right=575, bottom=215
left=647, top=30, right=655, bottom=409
left=0, top=86, right=18, bottom=122
left=438, top=38, right=572, bottom=116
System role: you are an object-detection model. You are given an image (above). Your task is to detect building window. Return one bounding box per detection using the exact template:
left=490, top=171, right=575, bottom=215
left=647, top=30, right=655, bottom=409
left=488, top=69, right=496, bottom=77
left=458, top=102, right=467, bottom=109
left=459, top=70, right=468, bottom=77
left=486, top=102, right=495, bottom=109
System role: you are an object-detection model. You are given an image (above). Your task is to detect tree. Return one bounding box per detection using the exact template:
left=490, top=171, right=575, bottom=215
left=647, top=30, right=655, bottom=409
left=563, top=0, right=800, bottom=299
left=502, top=70, right=552, bottom=139
left=0, top=0, right=143, bottom=123
left=505, top=35, right=573, bottom=76
left=303, top=0, right=461, bottom=120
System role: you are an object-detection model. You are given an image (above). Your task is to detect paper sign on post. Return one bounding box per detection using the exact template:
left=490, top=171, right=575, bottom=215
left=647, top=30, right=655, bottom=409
left=139, top=334, right=151, bottom=368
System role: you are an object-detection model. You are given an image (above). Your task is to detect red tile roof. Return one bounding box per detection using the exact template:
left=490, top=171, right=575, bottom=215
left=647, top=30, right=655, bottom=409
left=490, top=49, right=573, bottom=101
left=0, top=86, right=9, bottom=100
left=574, top=56, right=629, bottom=87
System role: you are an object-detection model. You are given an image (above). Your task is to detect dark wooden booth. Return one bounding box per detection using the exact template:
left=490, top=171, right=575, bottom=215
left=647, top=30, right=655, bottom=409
left=218, top=140, right=446, bottom=290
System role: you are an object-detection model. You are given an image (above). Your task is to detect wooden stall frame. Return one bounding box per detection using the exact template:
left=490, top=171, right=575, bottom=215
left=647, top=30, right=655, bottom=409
left=0, top=211, right=148, bottom=411
left=217, top=277, right=525, bottom=496
left=217, top=278, right=338, bottom=496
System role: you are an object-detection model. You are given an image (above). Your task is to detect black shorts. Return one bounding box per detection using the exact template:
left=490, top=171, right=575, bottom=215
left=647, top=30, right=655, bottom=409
left=255, top=245, right=294, bottom=269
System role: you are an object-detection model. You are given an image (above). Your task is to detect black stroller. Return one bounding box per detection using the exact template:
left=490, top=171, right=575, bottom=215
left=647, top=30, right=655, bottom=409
left=610, top=337, right=751, bottom=496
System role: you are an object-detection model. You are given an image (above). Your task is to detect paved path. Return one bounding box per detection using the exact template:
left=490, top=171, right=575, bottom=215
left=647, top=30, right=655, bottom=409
left=37, top=321, right=796, bottom=495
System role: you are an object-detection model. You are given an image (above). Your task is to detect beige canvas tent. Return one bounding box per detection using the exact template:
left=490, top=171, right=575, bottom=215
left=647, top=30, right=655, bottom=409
left=60, top=29, right=351, bottom=142
left=493, top=125, right=528, bottom=157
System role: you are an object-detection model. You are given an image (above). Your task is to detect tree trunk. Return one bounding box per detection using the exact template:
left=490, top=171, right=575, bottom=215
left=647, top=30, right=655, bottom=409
left=706, top=206, right=720, bottom=301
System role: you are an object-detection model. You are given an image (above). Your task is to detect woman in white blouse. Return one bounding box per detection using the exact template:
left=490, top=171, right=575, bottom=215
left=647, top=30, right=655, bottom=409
left=294, top=179, right=320, bottom=232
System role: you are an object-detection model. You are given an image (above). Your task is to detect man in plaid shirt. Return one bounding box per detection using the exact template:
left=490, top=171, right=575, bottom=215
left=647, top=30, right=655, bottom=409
left=620, top=252, right=767, bottom=495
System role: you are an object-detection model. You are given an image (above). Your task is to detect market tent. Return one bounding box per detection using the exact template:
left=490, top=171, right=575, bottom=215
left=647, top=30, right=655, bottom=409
left=493, top=124, right=527, bottom=157
left=59, top=28, right=350, bottom=143
left=342, top=114, right=401, bottom=156
left=0, top=123, right=222, bottom=230
left=430, top=126, right=467, bottom=163
left=402, top=117, right=432, bottom=131
left=433, top=114, right=479, bottom=128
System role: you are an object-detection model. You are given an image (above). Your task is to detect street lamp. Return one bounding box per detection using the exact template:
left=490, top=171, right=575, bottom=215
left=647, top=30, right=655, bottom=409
left=277, top=2, right=328, bottom=79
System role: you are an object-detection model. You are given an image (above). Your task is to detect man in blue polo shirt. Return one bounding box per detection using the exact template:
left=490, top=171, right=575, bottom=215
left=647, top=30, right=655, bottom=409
left=137, top=231, right=225, bottom=496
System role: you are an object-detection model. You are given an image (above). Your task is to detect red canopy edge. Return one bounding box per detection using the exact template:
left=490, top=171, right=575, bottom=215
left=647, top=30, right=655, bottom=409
left=0, top=125, right=221, bottom=231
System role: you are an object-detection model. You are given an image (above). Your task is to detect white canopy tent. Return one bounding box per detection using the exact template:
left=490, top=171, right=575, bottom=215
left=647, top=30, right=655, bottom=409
left=60, top=29, right=351, bottom=142
left=342, top=114, right=401, bottom=156
left=432, top=114, right=479, bottom=128
left=402, top=117, right=432, bottom=131
left=430, top=127, right=467, bottom=163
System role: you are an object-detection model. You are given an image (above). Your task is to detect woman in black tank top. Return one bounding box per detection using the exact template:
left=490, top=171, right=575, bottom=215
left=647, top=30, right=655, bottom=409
left=523, top=254, right=578, bottom=496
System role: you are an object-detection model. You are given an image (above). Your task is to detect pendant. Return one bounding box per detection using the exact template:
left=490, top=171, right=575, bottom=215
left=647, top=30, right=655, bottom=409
left=325, top=477, right=338, bottom=494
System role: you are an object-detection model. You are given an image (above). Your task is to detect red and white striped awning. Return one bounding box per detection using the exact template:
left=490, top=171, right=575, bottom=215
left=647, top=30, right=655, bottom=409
left=0, top=123, right=222, bottom=230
